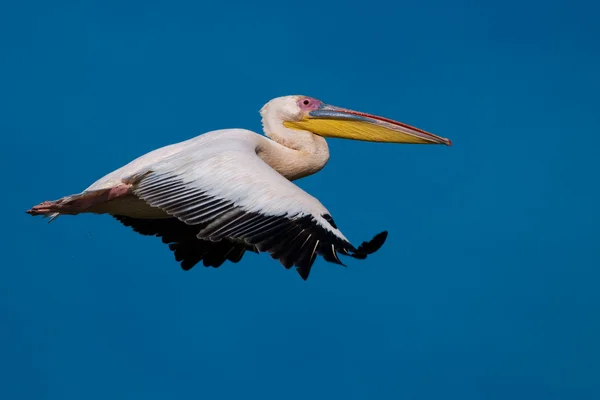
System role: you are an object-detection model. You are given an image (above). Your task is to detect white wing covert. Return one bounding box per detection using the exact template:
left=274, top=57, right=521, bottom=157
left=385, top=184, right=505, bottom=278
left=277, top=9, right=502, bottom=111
left=118, top=138, right=386, bottom=280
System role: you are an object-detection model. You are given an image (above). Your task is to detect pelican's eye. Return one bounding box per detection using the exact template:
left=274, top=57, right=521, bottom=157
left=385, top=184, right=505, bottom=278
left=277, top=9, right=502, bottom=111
left=298, top=97, right=322, bottom=111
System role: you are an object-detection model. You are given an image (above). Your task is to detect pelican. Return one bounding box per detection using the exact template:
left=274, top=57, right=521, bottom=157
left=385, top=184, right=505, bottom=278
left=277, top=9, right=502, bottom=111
left=27, top=95, right=451, bottom=280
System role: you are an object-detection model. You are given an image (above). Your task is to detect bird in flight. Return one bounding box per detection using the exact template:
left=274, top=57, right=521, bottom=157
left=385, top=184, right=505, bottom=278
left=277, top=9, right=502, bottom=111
left=27, top=95, right=451, bottom=280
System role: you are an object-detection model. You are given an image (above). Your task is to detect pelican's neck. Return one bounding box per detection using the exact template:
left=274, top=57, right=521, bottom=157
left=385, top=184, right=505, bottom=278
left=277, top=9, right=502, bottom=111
left=258, top=109, right=330, bottom=181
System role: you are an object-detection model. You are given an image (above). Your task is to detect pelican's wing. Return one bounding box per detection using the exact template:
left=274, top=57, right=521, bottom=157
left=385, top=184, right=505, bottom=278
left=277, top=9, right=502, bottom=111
left=112, top=215, right=258, bottom=270
left=119, top=138, right=386, bottom=280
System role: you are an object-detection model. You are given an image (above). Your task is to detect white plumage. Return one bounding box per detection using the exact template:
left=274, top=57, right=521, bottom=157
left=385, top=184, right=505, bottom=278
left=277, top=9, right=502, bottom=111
left=28, top=95, right=451, bottom=280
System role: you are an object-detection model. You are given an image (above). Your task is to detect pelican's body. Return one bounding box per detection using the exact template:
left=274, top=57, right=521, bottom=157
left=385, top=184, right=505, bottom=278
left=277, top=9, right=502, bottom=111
left=28, top=95, right=451, bottom=280
left=82, top=128, right=329, bottom=218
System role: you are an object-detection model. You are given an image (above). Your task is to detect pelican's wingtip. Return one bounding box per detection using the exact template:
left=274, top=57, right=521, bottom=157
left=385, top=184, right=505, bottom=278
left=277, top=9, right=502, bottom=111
left=352, top=230, right=388, bottom=258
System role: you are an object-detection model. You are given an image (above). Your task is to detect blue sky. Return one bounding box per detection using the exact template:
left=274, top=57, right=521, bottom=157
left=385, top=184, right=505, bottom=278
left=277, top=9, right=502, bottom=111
left=1, top=0, right=599, bottom=399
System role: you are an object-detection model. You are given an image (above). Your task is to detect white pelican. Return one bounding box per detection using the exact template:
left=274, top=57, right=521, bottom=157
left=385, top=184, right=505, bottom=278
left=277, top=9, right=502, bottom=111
left=27, top=95, right=451, bottom=280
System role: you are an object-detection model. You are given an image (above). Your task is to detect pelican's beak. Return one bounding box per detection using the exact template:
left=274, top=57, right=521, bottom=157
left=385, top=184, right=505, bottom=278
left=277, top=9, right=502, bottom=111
left=284, top=103, right=452, bottom=146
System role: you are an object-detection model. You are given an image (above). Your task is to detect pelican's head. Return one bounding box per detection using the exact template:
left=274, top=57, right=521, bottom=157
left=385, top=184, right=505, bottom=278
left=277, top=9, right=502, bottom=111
left=261, top=95, right=451, bottom=146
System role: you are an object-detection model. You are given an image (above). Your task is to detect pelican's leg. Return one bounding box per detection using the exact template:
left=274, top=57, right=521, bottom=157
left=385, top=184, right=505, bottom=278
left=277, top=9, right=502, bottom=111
left=26, top=184, right=131, bottom=218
